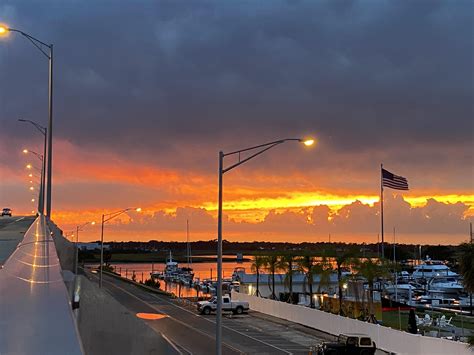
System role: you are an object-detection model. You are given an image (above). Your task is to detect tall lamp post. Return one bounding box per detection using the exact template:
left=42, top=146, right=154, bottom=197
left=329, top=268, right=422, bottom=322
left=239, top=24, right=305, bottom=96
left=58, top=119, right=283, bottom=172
left=75, top=221, right=96, bottom=275
left=22, top=149, right=44, bottom=214
left=19, top=119, right=47, bottom=214
left=1, top=25, right=54, bottom=218
left=215, top=138, right=314, bottom=354
left=99, top=208, right=141, bottom=288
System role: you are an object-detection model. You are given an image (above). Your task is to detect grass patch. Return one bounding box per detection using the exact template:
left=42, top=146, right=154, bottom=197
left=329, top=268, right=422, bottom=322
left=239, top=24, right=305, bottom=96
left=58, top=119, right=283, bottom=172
left=382, top=309, right=474, bottom=332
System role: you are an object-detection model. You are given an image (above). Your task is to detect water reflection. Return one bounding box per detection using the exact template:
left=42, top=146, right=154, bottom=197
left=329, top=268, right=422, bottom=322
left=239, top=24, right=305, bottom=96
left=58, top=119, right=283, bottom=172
left=102, top=258, right=252, bottom=298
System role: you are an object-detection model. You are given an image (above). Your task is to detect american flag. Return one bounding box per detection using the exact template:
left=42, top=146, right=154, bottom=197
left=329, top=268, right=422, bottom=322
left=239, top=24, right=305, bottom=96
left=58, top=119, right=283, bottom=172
left=382, top=168, right=409, bottom=190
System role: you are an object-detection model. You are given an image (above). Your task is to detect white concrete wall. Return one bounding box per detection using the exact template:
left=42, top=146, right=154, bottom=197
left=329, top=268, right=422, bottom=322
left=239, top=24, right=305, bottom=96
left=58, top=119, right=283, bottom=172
left=232, top=291, right=472, bottom=355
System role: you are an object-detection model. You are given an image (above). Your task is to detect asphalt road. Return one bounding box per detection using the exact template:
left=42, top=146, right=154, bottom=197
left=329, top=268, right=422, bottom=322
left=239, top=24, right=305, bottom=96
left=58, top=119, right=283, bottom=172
left=86, top=270, right=331, bottom=354
left=0, top=215, right=35, bottom=264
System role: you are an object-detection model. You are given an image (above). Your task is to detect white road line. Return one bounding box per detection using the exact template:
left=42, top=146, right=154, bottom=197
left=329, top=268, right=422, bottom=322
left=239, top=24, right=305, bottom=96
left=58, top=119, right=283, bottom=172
left=142, top=288, right=293, bottom=354
left=102, top=277, right=243, bottom=355
left=103, top=274, right=292, bottom=355
left=161, top=333, right=187, bottom=355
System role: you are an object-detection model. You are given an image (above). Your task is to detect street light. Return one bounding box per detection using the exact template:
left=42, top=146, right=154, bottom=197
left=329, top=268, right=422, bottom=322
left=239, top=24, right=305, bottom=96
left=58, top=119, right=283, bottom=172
left=1, top=25, right=54, bottom=218
left=19, top=119, right=47, bottom=214
left=75, top=221, right=96, bottom=275
left=215, top=138, right=314, bottom=355
left=99, top=207, right=141, bottom=287
left=23, top=148, right=44, bottom=213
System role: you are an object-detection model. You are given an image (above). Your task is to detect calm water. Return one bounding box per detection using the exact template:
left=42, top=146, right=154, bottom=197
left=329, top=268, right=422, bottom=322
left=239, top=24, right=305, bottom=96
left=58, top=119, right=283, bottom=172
left=106, top=257, right=253, bottom=297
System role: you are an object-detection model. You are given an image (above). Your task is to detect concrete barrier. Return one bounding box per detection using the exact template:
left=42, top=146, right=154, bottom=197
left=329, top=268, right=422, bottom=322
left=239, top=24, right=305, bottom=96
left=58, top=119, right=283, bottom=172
left=231, top=291, right=472, bottom=355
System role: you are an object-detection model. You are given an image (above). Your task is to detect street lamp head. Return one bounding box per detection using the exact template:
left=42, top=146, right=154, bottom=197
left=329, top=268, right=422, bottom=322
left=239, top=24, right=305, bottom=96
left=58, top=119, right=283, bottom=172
left=28, top=173, right=33, bottom=177
left=136, top=208, right=142, bottom=212
left=301, top=139, right=315, bottom=147
left=26, top=164, right=32, bottom=169
left=91, top=221, right=96, bottom=225
left=22, top=149, right=28, bottom=154
left=29, top=186, right=34, bottom=191
left=31, top=198, right=35, bottom=202
left=0, top=25, right=9, bottom=35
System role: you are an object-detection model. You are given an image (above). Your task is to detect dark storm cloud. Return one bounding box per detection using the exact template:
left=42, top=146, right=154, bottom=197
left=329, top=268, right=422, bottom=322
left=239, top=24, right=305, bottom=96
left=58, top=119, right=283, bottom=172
left=1, top=0, right=472, bottom=171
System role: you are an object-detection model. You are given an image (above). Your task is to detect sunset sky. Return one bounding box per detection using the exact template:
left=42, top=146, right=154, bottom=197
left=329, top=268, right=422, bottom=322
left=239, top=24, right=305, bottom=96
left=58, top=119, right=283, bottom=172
left=0, top=1, right=472, bottom=245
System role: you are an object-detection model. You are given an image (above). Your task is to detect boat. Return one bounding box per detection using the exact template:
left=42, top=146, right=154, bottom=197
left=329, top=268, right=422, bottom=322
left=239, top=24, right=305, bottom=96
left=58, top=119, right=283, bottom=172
left=428, top=277, right=464, bottom=294
left=150, top=221, right=195, bottom=283
left=150, top=251, right=194, bottom=282
left=384, top=280, right=417, bottom=296
left=411, top=257, right=458, bottom=280
left=417, top=293, right=462, bottom=309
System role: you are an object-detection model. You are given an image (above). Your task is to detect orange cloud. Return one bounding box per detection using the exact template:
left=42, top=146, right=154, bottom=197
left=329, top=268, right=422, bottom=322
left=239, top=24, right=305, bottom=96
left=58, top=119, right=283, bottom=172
left=54, top=196, right=472, bottom=245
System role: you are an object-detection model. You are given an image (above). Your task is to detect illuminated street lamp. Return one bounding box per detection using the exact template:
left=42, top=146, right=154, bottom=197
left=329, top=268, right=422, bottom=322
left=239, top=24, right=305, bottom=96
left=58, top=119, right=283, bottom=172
left=215, top=138, right=314, bottom=354
left=1, top=25, right=54, bottom=218
left=99, top=207, right=141, bottom=287
left=19, top=119, right=47, bottom=214
left=75, top=221, right=96, bottom=275
left=23, top=149, right=44, bottom=213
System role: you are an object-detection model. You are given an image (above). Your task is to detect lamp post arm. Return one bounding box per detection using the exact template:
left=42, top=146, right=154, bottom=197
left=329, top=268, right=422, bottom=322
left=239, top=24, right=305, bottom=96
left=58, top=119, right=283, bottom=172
left=222, top=138, right=303, bottom=173
left=8, top=28, right=51, bottom=58
left=18, top=119, right=47, bottom=135
left=223, top=142, right=282, bottom=173
left=77, top=221, right=92, bottom=232
left=103, top=208, right=132, bottom=223
left=27, top=150, right=43, bottom=161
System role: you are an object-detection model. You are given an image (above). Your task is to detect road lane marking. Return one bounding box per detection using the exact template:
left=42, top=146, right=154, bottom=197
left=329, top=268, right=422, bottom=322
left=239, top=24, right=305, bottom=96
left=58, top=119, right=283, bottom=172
left=90, top=271, right=293, bottom=355
left=140, top=287, right=293, bottom=354
left=100, top=277, right=243, bottom=355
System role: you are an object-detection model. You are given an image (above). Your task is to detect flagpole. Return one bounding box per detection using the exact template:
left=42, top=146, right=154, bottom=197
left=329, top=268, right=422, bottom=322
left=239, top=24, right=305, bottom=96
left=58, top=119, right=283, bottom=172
left=380, top=163, right=385, bottom=259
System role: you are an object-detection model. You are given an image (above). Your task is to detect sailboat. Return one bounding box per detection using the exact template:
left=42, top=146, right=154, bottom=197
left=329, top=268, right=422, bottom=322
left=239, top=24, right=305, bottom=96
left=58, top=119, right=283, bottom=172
left=150, top=220, right=194, bottom=283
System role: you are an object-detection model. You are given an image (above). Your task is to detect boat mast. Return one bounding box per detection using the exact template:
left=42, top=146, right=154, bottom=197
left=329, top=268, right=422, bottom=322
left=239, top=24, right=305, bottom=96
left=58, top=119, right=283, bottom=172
left=186, top=219, right=191, bottom=268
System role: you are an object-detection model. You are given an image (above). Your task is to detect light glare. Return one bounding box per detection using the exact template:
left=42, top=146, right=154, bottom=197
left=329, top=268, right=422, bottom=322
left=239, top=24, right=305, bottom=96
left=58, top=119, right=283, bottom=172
left=303, top=139, right=315, bottom=146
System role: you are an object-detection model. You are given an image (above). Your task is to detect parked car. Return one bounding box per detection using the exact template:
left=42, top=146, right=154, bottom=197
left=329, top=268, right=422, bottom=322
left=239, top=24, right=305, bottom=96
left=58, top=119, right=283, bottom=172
left=1, top=208, right=12, bottom=217
left=197, top=295, right=249, bottom=315
left=317, top=333, right=376, bottom=355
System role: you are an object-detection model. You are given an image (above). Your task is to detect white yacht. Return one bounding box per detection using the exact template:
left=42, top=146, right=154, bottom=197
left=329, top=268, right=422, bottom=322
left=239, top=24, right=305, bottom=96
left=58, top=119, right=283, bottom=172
left=428, top=277, right=464, bottom=294
left=385, top=280, right=417, bottom=295
left=411, top=258, right=458, bottom=279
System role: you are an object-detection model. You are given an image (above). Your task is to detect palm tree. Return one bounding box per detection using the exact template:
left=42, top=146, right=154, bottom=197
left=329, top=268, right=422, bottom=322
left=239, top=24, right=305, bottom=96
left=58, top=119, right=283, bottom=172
left=354, top=258, right=391, bottom=321
left=315, top=256, right=333, bottom=294
left=297, top=255, right=318, bottom=308
left=334, top=250, right=354, bottom=316
left=263, top=254, right=279, bottom=300
left=277, top=253, right=296, bottom=303
left=250, top=255, right=266, bottom=297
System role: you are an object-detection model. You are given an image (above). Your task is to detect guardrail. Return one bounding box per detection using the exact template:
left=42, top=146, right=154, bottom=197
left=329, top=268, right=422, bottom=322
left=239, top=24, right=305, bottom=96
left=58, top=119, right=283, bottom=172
left=0, top=215, right=83, bottom=354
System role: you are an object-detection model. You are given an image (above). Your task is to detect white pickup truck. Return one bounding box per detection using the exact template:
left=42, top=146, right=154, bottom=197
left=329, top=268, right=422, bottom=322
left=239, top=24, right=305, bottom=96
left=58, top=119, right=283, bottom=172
left=197, top=295, right=249, bottom=315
